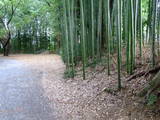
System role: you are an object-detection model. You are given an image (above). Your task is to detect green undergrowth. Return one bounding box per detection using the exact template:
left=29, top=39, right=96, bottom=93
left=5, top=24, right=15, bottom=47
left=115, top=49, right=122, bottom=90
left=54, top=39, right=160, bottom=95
left=147, top=94, right=158, bottom=106
left=64, top=68, right=76, bottom=79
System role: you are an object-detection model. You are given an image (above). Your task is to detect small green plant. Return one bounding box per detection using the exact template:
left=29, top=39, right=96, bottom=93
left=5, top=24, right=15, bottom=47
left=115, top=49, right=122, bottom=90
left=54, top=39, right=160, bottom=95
left=147, top=94, right=158, bottom=106
left=64, top=69, right=76, bottom=78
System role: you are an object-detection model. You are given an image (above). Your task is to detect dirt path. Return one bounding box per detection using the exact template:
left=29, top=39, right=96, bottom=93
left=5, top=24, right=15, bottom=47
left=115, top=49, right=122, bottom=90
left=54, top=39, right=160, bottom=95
left=0, top=54, right=159, bottom=120
left=0, top=55, right=56, bottom=120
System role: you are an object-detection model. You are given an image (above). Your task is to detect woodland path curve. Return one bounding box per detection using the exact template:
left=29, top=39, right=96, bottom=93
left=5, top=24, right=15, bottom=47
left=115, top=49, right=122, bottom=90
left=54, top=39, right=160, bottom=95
left=1, top=54, right=158, bottom=120
left=0, top=55, right=57, bottom=120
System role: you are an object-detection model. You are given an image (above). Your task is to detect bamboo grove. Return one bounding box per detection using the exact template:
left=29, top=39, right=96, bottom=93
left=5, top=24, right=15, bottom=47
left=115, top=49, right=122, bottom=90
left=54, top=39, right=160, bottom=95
left=60, top=0, right=160, bottom=89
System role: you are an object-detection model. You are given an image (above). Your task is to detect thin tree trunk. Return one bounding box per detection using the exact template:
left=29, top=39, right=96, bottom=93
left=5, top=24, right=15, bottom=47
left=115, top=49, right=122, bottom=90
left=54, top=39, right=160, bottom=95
left=3, top=42, right=10, bottom=56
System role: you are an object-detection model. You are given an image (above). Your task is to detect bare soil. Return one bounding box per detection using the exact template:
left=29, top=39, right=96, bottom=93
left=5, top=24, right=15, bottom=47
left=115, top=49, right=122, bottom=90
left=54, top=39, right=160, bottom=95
left=5, top=54, right=160, bottom=120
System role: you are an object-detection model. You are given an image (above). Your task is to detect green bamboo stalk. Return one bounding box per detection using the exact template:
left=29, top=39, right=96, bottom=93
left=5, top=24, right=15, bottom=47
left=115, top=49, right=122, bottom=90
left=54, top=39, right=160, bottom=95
left=134, top=0, right=138, bottom=61
left=151, top=0, right=157, bottom=67
left=131, top=0, right=135, bottom=71
left=157, top=12, right=160, bottom=55
left=80, top=0, right=86, bottom=80
left=91, top=0, right=95, bottom=58
left=67, top=0, right=75, bottom=76
left=97, top=0, right=102, bottom=59
left=116, top=0, right=122, bottom=90
left=139, top=0, right=143, bottom=58
left=106, top=0, right=111, bottom=75
left=63, top=0, right=70, bottom=69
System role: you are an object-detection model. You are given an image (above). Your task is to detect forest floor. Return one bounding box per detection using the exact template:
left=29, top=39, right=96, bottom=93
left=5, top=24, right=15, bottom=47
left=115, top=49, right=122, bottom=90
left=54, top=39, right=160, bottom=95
left=1, top=54, right=160, bottom=120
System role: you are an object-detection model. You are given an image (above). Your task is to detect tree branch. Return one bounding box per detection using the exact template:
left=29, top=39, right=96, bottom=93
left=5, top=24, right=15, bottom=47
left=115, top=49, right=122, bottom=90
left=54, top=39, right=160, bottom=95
left=44, top=0, right=53, bottom=7
left=7, top=0, right=22, bottom=25
left=0, top=17, right=7, bottom=30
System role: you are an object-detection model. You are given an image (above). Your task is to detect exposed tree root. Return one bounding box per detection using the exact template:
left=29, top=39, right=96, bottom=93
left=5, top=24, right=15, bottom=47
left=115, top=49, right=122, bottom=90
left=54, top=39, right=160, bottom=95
left=127, top=66, right=160, bottom=81
left=138, top=71, right=160, bottom=97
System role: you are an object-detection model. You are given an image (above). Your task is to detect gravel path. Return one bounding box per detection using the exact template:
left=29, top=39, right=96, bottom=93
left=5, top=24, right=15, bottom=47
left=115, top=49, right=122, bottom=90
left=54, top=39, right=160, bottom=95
left=0, top=56, right=55, bottom=120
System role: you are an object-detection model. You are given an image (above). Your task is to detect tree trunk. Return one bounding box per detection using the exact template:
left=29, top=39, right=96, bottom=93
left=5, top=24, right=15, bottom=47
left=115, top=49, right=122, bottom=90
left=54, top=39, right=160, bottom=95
left=3, top=40, right=10, bottom=56
left=3, top=47, right=8, bottom=56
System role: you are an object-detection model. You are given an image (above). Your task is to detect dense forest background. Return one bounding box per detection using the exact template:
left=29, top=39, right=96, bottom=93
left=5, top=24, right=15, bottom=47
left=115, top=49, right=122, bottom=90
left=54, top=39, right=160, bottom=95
left=0, top=0, right=61, bottom=54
